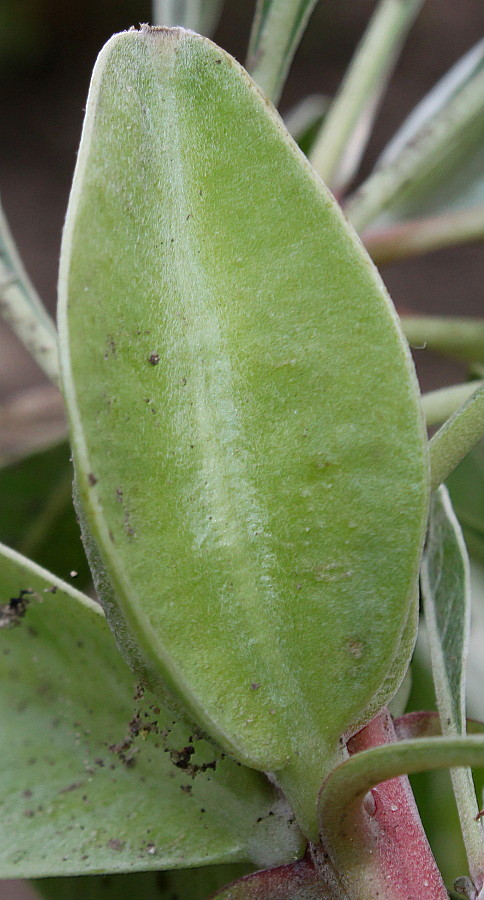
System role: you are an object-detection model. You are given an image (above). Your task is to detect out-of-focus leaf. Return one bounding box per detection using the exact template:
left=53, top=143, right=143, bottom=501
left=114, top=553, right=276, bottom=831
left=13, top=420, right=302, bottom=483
left=210, top=854, right=324, bottom=899
left=422, top=382, right=484, bottom=429
left=34, top=864, right=252, bottom=900
left=309, top=0, right=424, bottom=193
left=347, top=43, right=484, bottom=232
left=283, top=94, right=329, bottom=155
left=421, top=487, right=484, bottom=888
left=467, top=562, right=484, bottom=723
left=58, top=27, right=428, bottom=841
left=447, top=439, right=484, bottom=558
left=0, top=543, right=304, bottom=878
left=402, top=317, right=484, bottom=368
left=152, top=0, right=225, bottom=36
left=246, top=0, right=320, bottom=105
left=364, top=205, right=484, bottom=266
left=430, top=384, right=484, bottom=492
left=0, top=439, right=90, bottom=586
left=0, top=198, right=58, bottom=383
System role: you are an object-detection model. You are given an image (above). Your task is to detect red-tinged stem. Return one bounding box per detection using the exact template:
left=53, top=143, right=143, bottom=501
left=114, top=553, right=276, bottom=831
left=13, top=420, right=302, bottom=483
left=318, top=708, right=449, bottom=900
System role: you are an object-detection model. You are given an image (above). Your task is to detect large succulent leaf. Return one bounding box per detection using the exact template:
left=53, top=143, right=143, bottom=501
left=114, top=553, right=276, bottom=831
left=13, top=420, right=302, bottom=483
left=246, top=0, right=320, bottom=105
left=152, top=0, right=225, bottom=36
left=58, top=26, right=428, bottom=840
left=0, top=543, right=303, bottom=878
left=34, top=864, right=251, bottom=900
left=421, top=487, right=484, bottom=889
left=0, top=439, right=91, bottom=586
left=347, top=41, right=484, bottom=233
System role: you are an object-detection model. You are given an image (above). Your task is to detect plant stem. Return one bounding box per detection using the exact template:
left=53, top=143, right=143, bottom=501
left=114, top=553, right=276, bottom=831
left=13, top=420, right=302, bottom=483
left=430, top=384, right=484, bottom=490
left=319, top=710, right=449, bottom=900
left=246, top=0, right=320, bottom=105
left=402, top=316, right=484, bottom=365
left=309, top=0, right=424, bottom=192
left=363, top=205, right=484, bottom=266
left=0, top=200, right=59, bottom=385
left=345, top=67, right=484, bottom=232
left=422, top=382, right=484, bottom=428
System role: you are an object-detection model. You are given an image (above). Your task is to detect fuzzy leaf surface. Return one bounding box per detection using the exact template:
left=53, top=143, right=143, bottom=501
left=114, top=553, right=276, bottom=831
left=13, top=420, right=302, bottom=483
left=59, top=27, right=428, bottom=840
left=0, top=544, right=303, bottom=878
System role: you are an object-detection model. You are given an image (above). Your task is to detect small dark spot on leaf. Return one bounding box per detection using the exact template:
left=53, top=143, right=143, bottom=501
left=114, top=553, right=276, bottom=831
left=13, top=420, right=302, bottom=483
left=88, top=473, right=98, bottom=486
left=149, top=353, right=160, bottom=366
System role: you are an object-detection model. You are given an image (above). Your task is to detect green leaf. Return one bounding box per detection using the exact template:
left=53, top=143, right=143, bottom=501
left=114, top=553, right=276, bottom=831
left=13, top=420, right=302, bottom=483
left=283, top=94, right=329, bottom=155
left=246, top=0, right=320, bottom=105
left=422, top=382, right=484, bottom=429
left=0, top=543, right=304, bottom=878
left=0, top=440, right=91, bottom=586
left=309, top=0, right=425, bottom=193
left=152, top=0, right=225, bottom=36
left=34, top=864, right=252, bottom=900
left=421, top=487, right=484, bottom=888
left=402, top=316, right=484, bottom=367
left=346, top=42, right=484, bottom=232
left=0, top=198, right=59, bottom=384
left=430, top=384, right=484, bottom=491
left=58, top=26, right=428, bottom=841
left=447, top=440, right=484, bottom=559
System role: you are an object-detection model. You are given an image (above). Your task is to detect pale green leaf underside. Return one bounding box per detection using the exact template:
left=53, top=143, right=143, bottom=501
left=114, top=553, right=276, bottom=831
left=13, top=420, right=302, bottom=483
left=0, top=544, right=303, bottom=878
left=59, top=27, right=428, bottom=839
left=421, top=487, right=484, bottom=883
left=246, top=0, right=320, bottom=104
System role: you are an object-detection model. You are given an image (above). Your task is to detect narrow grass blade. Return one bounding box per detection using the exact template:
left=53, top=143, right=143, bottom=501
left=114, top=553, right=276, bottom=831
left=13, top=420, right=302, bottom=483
left=310, top=0, right=424, bottom=193
left=421, top=487, right=484, bottom=889
left=430, top=384, right=484, bottom=491
left=346, top=54, right=484, bottom=232
left=364, top=205, right=484, bottom=266
left=152, top=0, right=225, bottom=35
left=246, top=0, right=320, bottom=105
left=402, top=316, right=484, bottom=366
left=422, top=382, right=484, bottom=429
left=0, top=199, right=59, bottom=384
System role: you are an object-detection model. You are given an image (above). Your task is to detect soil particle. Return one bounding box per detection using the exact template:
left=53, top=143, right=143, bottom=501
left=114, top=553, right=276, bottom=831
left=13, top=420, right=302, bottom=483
left=0, top=589, right=33, bottom=628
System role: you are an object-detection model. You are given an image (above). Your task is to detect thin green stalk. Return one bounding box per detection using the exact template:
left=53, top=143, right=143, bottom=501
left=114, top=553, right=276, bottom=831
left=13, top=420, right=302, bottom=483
left=309, top=0, right=424, bottom=192
left=363, top=205, right=484, bottom=266
left=246, top=0, right=320, bottom=105
left=0, top=200, right=59, bottom=385
left=430, top=384, right=484, bottom=491
left=152, top=0, right=225, bottom=34
left=402, top=316, right=484, bottom=365
left=346, top=67, right=484, bottom=232
left=422, top=382, right=484, bottom=428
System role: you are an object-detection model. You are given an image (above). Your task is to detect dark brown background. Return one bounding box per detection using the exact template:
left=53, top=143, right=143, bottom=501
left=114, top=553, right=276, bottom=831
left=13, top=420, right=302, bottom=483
left=0, top=1, right=482, bottom=897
